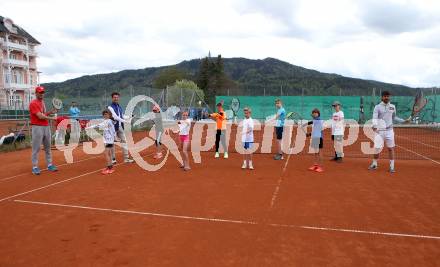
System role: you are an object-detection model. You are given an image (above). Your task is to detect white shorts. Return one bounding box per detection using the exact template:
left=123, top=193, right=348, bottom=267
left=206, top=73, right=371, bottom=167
left=374, top=129, right=395, bottom=149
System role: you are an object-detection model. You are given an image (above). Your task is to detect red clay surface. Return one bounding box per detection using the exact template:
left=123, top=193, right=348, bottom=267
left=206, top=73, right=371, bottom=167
left=0, top=130, right=440, bottom=266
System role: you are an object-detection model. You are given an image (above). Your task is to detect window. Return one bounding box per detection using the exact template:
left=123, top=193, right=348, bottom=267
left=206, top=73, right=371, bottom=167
left=9, top=94, right=22, bottom=107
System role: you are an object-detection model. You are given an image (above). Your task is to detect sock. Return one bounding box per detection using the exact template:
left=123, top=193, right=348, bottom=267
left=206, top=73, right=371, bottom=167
left=390, top=160, right=395, bottom=169
left=372, top=159, right=378, bottom=166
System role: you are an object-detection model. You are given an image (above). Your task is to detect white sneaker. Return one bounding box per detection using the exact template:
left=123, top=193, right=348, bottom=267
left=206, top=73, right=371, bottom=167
left=124, top=158, right=135, bottom=163
left=224, top=152, right=229, bottom=159
left=368, top=163, right=378, bottom=170
left=242, top=162, right=247, bottom=169
left=249, top=165, right=254, bottom=170
left=112, top=159, right=117, bottom=164
left=215, top=152, right=220, bottom=158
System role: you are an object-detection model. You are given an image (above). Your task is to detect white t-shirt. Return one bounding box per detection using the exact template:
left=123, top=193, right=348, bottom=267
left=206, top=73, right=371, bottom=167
left=97, top=119, right=116, bottom=144
left=178, top=119, right=191, bottom=136
left=242, top=118, right=254, bottom=143
left=331, top=111, right=345, bottom=135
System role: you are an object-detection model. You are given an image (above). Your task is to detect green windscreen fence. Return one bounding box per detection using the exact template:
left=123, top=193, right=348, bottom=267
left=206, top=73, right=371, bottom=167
left=216, top=95, right=440, bottom=123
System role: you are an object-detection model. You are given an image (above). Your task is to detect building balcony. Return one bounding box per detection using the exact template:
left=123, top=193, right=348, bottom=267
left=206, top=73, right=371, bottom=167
left=3, top=58, right=29, bottom=68
left=28, top=48, right=37, bottom=56
left=4, top=82, right=32, bottom=90
left=5, top=41, right=28, bottom=51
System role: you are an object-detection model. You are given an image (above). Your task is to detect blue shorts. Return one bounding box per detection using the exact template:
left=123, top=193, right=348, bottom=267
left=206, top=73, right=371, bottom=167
left=244, top=142, right=253, bottom=150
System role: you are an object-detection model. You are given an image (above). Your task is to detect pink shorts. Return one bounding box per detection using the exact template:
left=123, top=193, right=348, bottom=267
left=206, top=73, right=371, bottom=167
left=180, top=135, right=189, bottom=143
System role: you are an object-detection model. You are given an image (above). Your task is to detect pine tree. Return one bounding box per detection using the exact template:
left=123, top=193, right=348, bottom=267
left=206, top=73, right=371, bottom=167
left=197, top=57, right=210, bottom=90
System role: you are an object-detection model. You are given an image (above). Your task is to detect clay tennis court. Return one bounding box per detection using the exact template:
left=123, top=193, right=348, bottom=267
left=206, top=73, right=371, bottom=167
left=0, top=128, right=439, bottom=266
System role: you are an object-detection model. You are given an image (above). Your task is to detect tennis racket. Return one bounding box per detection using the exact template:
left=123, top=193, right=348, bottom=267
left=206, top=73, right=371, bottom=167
left=230, top=98, right=240, bottom=122
left=409, top=90, right=428, bottom=121
left=51, top=97, right=63, bottom=119
left=286, top=111, right=308, bottom=135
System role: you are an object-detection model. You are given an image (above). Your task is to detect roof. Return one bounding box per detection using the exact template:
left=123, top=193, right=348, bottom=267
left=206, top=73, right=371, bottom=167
left=0, top=16, right=40, bottom=44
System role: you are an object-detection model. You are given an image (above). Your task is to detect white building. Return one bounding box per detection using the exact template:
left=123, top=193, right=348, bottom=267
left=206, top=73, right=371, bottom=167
left=0, top=16, right=40, bottom=111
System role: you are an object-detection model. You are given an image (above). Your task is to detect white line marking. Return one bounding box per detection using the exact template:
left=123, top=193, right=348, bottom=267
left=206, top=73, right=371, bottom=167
left=0, top=168, right=111, bottom=203
left=396, top=135, right=439, bottom=150
left=396, top=145, right=440, bottom=165
left=13, top=199, right=440, bottom=240
left=0, top=152, right=156, bottom=203
left=0, top=155, right=102, bottom=182
left=270, top=175, right=284, bottom=209
left=270, top=223, right=440, bottom=240
left=14, top=199, right=257, bottom=225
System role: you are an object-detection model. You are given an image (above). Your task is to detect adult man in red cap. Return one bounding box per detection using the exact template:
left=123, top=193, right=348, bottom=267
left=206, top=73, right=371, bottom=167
left=29, top=86, right=58, bottom=175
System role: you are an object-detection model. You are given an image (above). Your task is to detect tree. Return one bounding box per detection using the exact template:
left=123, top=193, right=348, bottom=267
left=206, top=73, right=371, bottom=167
left=167, top=79, right=205, bottom=107
left=153, top=67, right=187, bottom=89
left=197, top=57, right=210, bottom=90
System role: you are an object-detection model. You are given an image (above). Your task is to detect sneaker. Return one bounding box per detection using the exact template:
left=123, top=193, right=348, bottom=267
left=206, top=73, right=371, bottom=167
left=389, top=167, right=395, bottom=173
left=242, top=162, right=247, bottom=169
left=47, top=165, right=58, bottom=172
left=112, top=159, right=117, bottom=164
left=368, top=163, right=378, bottom=170
left=184, top=167, right=191, bottom=171
left=336, top=157, right=343, bottom=163
left=32, top=167, right=41, bottom=175
left=274, top=154, right=283, bottom=160
left=249, top=165, right=254, bottom=170
left=215, top=152, right=220, bottom=158
left=223, top=152, right=229, bottom=159
left=308, top=164, right=318, bottom=171
left=124, top=158, right=135, bottom=163
left=315, top=166, right=324, bottom=173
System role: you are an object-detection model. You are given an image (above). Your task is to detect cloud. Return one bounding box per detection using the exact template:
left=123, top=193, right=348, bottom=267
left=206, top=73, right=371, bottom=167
left=357, top=0, right=440, bottom=34
left=1, top=0, right=440, bottom=87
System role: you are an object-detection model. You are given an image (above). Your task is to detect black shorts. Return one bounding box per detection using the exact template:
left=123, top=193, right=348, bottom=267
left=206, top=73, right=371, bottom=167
left=275, top=127, right=284, bottom=140
left=105, top=144, right=114, bottom=148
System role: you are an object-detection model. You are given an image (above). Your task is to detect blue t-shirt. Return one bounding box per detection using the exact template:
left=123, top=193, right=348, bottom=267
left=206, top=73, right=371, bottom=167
left=310, top=117, right=323, bottom=138
left=69, top=107, right=80, bottom=118
left=276, top=107, right=286, bottom=127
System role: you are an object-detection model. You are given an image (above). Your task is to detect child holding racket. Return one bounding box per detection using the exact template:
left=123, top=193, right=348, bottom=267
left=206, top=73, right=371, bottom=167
left=306, top=108, right=324, bottom=172
left=86, top=110, right=116, bottom=175
left=273, top=99, right=286, bottom=160
left=152, top=105, right=165, bottom=159
left=331, top=101, right=344, bottom=162
left=209, top=102, right=228, bottom=159
left=242, top=107, right=254, bottom=170
left=178, top=111, right=191, bottom=171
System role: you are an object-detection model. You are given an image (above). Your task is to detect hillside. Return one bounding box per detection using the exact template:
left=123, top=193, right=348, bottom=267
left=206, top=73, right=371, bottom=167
left=43, top=57, right=416, bottom=97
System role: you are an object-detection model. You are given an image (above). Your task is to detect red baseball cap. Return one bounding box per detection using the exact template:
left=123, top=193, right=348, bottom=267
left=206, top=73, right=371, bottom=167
left=35, top=86, right=45, bottom=93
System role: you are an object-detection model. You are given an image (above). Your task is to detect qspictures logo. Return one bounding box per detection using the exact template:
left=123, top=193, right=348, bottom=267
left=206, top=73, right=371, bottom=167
left=54, top=95, right=385, bottom=171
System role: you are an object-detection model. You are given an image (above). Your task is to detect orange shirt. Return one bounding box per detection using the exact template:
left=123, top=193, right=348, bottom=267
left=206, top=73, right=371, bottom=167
left=210, top=112, right=226, bottom=130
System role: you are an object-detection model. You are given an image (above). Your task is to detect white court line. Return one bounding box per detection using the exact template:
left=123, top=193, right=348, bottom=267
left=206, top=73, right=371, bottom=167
left=396, top=144, right=440, bottom=165
left=0, top=155, right=102, bottom=182
left=269, top=223, right=440, bottom=240
left=270, top=175, right=284, bottom=209
left=396, top=135, right=439, bottom=150
left=0, top=167, right=115, bottom=203
left=13, top=199, right=440, bottom=241
left=0, top=151, right=156, bottom=203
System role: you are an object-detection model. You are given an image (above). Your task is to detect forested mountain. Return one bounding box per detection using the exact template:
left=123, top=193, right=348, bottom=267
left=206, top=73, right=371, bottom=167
left=43, top=57, right=418, bottom=98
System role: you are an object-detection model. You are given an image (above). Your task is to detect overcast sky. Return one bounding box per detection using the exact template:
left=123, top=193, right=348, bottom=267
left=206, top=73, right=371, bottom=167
left=2, top=0, right=440, bottom=87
